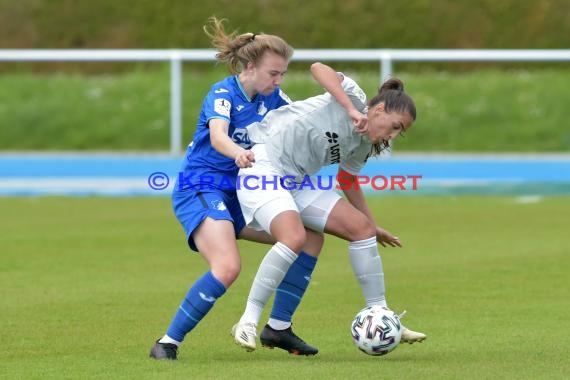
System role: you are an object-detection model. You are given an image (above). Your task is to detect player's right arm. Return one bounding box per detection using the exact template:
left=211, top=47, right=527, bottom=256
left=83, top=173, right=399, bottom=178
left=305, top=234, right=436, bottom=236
left=310, top=62, right=367, bottom=133
left=209, top=119, right=254, bottom=168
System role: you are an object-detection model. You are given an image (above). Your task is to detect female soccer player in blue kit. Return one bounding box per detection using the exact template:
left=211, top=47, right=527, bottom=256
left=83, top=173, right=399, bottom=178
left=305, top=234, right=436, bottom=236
left=149, top=17, right=325, bottom=360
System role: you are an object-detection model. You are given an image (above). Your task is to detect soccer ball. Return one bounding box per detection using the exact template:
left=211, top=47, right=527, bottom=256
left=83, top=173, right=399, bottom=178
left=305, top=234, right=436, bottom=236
left=350, top=305, right=403, bottom=356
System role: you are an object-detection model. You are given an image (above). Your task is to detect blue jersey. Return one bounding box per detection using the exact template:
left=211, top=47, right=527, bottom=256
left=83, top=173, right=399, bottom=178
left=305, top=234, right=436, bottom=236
left=177, top=75, right=291, bottom=192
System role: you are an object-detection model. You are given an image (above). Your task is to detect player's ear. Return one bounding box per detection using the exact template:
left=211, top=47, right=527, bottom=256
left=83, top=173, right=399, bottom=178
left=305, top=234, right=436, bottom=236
left=374, top=102, right=385, bottom=114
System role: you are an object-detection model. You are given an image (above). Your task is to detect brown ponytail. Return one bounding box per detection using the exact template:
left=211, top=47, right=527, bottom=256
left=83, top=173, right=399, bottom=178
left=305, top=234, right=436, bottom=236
left=203, top=17, right=293, bottom=74
left=369, top=78, right=417, bottom=121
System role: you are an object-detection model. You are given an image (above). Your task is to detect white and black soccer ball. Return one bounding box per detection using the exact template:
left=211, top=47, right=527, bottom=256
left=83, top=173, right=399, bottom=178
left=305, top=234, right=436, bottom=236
left=351, top=305, right=403, bottom=356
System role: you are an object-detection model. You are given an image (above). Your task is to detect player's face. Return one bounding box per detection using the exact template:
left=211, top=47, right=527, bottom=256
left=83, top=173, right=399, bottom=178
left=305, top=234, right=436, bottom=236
left=250, top=51, right=289, bottom=95
left=366, top=103, right=414, bottom=145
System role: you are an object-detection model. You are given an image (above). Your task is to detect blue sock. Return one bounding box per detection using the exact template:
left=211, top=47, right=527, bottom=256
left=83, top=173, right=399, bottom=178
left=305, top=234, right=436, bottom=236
left=166, top=271, right=226, bottom=343
left=270, top=251, right=317, bottom=322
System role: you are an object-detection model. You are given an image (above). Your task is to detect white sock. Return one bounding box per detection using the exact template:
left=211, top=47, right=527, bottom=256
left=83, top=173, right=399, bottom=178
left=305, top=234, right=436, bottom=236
left=240, top=242, right=297, bottom=325
left=268, top=318, right=292, bottom=330
left=158, top=334, right=181, bottom=346
left=240, top=302, right=264, bottom=326
left=349, top=237, right=388, bottom=307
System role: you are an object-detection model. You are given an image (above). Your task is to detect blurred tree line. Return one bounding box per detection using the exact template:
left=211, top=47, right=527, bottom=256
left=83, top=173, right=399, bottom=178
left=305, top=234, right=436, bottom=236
left=0, top=0, right=569, bottom=72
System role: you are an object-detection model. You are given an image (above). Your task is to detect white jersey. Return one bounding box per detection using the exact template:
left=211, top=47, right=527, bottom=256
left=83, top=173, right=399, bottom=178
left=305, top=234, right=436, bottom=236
left=247, top=74, right=372, bottom=181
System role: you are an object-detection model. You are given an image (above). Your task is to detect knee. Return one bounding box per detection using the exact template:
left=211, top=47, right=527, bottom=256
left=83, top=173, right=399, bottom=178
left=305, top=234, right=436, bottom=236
left=303, top=230, right=324, bottom=256
left=211, top=260, right=241, bottom=287
left=279, top=226, right=307, bottom=253
left=347, top=216, right=376, bottom=242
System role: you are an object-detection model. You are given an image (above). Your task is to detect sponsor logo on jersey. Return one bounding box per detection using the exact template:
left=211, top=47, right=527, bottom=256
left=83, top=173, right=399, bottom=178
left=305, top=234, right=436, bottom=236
left=326, top=132, right=339, bottom=143
left=214, top=98, right=231, bottom=117
left=326, top=132, right=340, bottom=163
left=231, top=127, right=251, bottom=148
left=236, top=105, right=245, bottom=111
left=214, top=88, right=229, bottom=93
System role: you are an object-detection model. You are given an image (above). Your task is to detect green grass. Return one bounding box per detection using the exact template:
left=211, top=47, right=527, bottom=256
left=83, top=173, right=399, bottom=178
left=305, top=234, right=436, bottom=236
left=1, top=196, right=569, bottom=379
left=1, top=68, right=570, bottom=152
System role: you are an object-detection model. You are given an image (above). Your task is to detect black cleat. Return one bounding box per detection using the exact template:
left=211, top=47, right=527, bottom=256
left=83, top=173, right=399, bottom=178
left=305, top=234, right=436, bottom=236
left=260, top=324, right=318, bottom=356
left=149, top=340, right=178, bottom=360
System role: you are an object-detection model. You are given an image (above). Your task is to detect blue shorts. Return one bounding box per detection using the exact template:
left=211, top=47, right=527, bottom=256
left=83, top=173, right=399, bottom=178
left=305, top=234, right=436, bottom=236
left=172, top=188, right=246, bottom=252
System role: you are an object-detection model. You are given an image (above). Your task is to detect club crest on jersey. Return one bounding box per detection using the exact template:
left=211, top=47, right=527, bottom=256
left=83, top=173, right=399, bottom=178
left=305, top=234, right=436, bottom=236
left=211, top=200, right=227, bottom=211
left=257, top=101, right=267, bottom=116
left=214, top=98, right=231, bottom=117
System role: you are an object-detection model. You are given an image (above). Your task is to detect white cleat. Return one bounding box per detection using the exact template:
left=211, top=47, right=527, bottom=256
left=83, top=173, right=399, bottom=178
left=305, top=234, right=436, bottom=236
left=401, top=327, right=427, bottom=344
left=398, top=310, right=427, bottom=344
left=232, top=322, right=257, bottom=352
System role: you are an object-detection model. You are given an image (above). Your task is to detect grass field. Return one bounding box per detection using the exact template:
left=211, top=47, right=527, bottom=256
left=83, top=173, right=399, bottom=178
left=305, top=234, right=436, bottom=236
left=1, top=196, right=569, bottom=379
left=1, top=68, right=570, bottom=152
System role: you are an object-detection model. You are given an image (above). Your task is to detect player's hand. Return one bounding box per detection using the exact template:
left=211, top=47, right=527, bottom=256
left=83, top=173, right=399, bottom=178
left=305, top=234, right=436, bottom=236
left=349, top=108, right=368, bottom=134
left=376, top=226, right=402, bottom=248
left=235, top=150, right=255, bottom=168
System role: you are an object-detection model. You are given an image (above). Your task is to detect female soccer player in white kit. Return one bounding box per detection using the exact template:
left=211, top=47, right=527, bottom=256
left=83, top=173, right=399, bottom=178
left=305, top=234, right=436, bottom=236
left=232, top=62, right=426, bottom=351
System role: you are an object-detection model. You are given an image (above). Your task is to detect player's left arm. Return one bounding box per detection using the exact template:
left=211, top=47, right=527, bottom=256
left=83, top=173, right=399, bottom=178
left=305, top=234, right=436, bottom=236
left=338, top=169, right=402, bottom=248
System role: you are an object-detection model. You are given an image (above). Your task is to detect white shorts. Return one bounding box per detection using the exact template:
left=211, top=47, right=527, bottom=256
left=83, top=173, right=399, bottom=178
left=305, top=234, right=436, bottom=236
left=237, top=144, right=341, bottom=233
